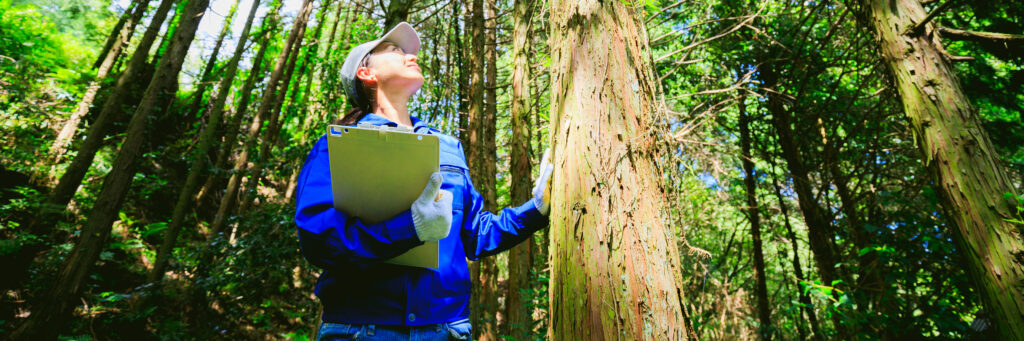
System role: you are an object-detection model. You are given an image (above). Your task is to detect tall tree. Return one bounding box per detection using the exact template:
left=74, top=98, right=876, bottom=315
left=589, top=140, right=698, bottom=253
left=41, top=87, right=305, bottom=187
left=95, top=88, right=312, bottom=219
left=465, top=0, right=489, bottom=335
left=194, top=6, right=281, bottom=214
left=180, top=0, right=241, bottom=123
left=847, top=0, right=1024, bottom=338
left=148, top=0, right=263, bottom=284
left=42, top=0, right=176, bottom=214
left=739, top=96, right=771, bottom=338
left=10, top=0, right=211, bottom=337
left=209, top=0, right=314, bottom=236
left=546, top=0, right=691, bottom=338
left=49, top=0, right=150, bottom=163
left=506, top=0, right=537, bottom=337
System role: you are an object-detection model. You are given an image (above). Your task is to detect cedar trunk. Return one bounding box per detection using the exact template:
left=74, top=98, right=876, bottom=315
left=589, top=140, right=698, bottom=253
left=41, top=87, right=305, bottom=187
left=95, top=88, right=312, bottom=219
left=10, top=0, right=210, bottom=337
left=209, top=0, right=313, bottom=236
left=49, top=0, right=150, bottom=163
left=853, top=0, right=1024, bottom=338
left=148, top=0, right=262, bottom=283
left=546, top=0, right=690, bottom=338
left=43, top=0, right=175, bottom=214
left=506, top=0, right=536, bottom=337
left=739, top=98, right=771, bottom=338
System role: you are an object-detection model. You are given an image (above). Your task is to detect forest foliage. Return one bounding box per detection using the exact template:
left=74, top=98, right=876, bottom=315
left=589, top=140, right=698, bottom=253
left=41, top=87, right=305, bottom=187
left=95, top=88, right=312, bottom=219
left=0, top=0, right=1021, bottom=339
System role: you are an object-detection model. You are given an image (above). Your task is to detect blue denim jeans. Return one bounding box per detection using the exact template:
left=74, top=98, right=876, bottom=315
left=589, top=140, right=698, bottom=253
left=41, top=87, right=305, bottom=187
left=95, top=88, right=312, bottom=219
left=315, top=318, right=472, bottom=341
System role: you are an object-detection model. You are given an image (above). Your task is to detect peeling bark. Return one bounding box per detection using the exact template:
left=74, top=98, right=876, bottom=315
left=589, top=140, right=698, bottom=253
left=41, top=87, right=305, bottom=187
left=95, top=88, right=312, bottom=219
left=546, top=0, right=690, bottom=338
left=849, top=0, right=1024, bottom=338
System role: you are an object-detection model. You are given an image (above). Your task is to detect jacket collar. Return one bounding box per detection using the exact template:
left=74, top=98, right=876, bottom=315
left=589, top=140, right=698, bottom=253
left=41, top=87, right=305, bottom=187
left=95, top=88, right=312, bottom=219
left=356, top=113, right=437, bottom=134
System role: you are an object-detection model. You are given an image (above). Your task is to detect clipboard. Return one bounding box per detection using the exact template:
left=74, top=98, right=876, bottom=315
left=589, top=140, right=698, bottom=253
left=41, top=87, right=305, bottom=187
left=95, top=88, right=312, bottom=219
left=326, top=124, right=440, bottom=269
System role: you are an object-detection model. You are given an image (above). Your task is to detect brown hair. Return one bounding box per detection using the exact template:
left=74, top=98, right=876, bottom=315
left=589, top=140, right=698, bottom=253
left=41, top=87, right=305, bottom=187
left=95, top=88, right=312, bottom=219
left=336, top=52, right=376, bottom=125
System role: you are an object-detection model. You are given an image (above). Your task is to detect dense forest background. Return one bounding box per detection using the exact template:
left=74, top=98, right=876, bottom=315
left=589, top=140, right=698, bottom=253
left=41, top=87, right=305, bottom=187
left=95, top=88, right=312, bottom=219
left=0, top=0, right=1022, bottom=339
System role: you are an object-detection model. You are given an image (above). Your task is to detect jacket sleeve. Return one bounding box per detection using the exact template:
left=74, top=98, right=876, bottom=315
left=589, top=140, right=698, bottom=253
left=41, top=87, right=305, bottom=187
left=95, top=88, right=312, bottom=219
left=457, top=143, right=550, bottom=260
left=293, top=136, right=423, bottom=269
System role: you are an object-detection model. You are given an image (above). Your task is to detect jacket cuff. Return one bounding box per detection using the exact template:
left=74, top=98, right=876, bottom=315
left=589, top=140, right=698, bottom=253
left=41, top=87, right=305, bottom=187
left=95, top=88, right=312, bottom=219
left=515, top=198, right=550, bottom=233
left=385, top=209, right=420, bottom=243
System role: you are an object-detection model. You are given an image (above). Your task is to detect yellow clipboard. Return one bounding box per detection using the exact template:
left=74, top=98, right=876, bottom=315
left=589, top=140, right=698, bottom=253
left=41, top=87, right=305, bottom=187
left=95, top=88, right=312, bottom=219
left=326, top=124, right=440, bottom=269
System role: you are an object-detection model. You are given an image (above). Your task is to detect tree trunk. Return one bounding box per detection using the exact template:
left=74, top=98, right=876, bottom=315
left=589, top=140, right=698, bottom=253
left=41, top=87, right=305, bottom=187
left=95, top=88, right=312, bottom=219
left=10, top=0, right=210, bottom=338
left=93, top=1, right=137, bottom=69
left=194, top=6, right=280, bottom=213
left=148, top=0, right=262, bottom=284
left=466, top=0, right=487, bottom=334
left=50, top=0, right=150, bottom=163
left=235, top=9, right=309, bottom=218
left=181, top=0, right=240, bottom=124
left=383, top=0, right=415, bottom=33
left=42, top=0, right=175, bottom=215
left=739, top=97, right=771, bottom=339
left=506, top=0, right=536, bottom=337
left=546, top=0, right=690, bottom=338
left=764, top=65, right=850, bottom=337
left=850, top=0, right=1024, bottom=338
left=209, top=0, right=314, bottom=236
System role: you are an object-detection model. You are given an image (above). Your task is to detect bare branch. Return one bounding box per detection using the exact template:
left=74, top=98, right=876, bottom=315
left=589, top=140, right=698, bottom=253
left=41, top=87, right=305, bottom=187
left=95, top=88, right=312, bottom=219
left=937, top=26, right=1024, bottom=44
left=908, top=0, right=957, bottom=35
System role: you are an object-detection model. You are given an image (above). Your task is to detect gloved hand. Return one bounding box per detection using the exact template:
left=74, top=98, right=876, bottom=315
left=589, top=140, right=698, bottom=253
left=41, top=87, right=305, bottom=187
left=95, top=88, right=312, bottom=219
left=532, top=148, right=554, bottom=216
left=412, top=172, right=454, bottom=242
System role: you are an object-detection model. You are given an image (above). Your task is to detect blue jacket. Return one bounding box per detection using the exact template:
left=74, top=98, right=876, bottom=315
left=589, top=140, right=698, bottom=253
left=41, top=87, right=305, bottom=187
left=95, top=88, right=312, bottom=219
left=294, top=113, right=549, bottom=325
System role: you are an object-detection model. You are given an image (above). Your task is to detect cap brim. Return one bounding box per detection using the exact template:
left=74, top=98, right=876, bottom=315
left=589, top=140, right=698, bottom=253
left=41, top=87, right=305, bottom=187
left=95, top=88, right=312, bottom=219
left=378, top=22, right=420, bottom=55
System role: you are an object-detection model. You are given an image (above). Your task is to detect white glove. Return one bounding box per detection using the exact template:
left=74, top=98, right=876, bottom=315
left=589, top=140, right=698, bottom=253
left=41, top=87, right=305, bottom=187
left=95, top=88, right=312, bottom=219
left=412, top=172, right=454, bottom=242
left=532, top=148, right=554, bottom=216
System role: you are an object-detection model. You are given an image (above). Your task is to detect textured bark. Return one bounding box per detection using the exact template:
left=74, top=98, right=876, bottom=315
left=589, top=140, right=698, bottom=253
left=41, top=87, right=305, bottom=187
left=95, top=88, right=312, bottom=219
left=148, top=0, right=262, bottom=283
left=42, top=0, right=175, bottom=215
left=506, top=0, right=536, bottom=337
left=209, top=0, right=313, bottom=236
left=546, top=0, right=689, bottom=338
left=466, top=0, right=487, bottom=334
left=383, top=0, right=415, bottom=33
left=739, top=98, right=771, bottom=338
left=50, top=0, right=149, bottom=163
left=850, top=0, right=1024, bottom=338
left=10, top=0, right=209, bottom=338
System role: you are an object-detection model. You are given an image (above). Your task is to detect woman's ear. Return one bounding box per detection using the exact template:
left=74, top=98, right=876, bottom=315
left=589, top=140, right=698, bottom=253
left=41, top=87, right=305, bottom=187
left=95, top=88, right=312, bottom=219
left=356, top=67, right=377, bottom=87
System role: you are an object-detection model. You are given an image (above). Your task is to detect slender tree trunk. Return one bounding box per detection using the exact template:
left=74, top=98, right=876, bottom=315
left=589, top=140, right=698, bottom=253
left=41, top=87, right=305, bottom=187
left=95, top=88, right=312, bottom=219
left=850, top=0, right=1024, bottom=338
left=41, top=0, right=175, bottom=215
left=148, top=0, right=262, bottom=284
left=93, top=1, right=137, bottom=69
left=10, top=0, right=210, bottom=338
left=546, top=0, right=690, bottom=338
left=181, top=0, right=240, bottom=124
left=50, top=0, right=150, bottom=163
left=194, top=8, right=279, bottom=213
left=506, top=0, right=536, bottom=337
left=475, top=0, right=500, bottom=338
left=766, top=150, right=821, bottom=341
left=210, top=0, right=314, bottom=236
left=739, top=97, right=771, bottom=339
left=236, top=10, right=310, bottom=218
left=466, top=0, right=487, bottom=334
left=764, top=66, right=850, bottom=337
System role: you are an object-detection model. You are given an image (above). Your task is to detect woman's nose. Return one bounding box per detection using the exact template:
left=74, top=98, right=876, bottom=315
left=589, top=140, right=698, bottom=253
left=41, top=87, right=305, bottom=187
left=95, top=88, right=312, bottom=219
left=407, top=54, right=418, bottom=62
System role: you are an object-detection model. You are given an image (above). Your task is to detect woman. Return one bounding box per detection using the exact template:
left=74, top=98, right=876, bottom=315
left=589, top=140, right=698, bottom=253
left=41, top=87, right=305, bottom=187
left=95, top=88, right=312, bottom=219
left=293, top=22, right=553, bottom=341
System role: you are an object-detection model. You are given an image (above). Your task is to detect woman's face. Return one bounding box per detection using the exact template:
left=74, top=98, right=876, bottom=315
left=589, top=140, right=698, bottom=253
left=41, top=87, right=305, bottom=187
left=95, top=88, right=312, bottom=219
left=357, top=41, right=423, bottom=96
